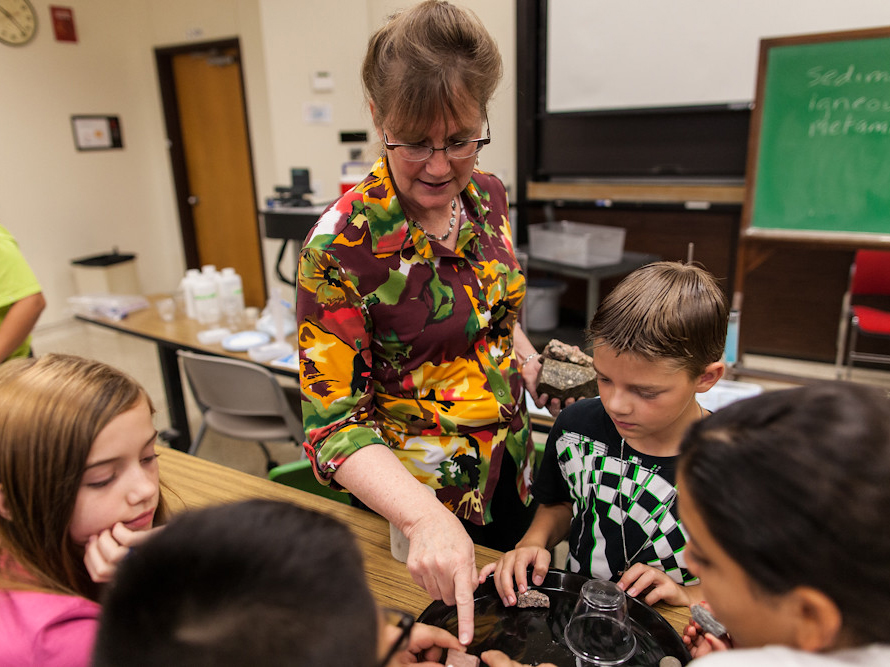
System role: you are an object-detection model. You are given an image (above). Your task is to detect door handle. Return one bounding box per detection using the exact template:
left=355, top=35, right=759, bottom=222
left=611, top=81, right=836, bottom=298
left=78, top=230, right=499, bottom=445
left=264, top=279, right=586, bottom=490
left=188, top=195, right=199, bottom=205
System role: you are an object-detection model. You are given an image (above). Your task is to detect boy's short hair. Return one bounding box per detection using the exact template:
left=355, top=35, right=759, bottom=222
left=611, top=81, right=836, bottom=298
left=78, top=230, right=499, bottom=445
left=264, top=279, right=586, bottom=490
left=93, top=500, right=379, bottom=667
left=586, top=261, right=728, bottom=377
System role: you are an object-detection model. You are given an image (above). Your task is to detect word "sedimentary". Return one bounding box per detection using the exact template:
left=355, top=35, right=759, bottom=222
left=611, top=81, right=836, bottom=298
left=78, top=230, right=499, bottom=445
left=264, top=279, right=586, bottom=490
left=807, top=65, right=890, bottom=87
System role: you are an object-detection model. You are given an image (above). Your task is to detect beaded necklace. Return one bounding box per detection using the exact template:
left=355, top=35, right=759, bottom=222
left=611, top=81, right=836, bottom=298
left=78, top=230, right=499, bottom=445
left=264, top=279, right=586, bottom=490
left=413, top=198, right=457, bottom=242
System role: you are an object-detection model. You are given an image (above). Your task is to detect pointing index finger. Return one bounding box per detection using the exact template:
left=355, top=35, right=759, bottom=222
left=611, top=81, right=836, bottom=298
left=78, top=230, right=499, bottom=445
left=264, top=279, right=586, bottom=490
left=454, top=570, right=477, bottom=645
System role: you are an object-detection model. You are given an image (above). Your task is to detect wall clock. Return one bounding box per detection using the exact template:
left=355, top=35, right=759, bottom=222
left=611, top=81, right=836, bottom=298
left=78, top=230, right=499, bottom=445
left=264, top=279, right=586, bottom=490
left=0, top=0, right=37, bottom=46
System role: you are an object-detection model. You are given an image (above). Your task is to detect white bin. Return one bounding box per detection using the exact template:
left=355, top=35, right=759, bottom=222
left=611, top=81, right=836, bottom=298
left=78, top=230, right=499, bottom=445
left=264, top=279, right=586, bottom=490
left=529, top=220, right=625, bottom=268
left=525, top=278, right=566, bottom=331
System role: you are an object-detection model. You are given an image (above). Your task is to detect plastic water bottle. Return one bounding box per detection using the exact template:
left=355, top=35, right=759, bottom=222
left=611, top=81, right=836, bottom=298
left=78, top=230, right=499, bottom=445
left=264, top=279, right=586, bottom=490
left=179, top=269, right=201, bottom=319
left=218, top=267, right=245, bottom=327
left=724, top=310, right=740, bottom=365
left=192, top=272, right=220, bottom=326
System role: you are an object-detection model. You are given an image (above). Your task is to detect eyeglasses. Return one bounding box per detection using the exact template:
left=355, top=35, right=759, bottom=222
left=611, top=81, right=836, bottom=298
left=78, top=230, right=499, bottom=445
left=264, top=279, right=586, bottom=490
left=376, top=607, right=415, bottom=667
left=382, top=127, right=491, bottom=162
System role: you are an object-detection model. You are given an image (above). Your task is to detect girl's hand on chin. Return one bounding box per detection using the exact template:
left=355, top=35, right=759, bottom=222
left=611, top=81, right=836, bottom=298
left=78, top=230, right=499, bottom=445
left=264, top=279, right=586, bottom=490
left=83, top=523, right=162, bottom=583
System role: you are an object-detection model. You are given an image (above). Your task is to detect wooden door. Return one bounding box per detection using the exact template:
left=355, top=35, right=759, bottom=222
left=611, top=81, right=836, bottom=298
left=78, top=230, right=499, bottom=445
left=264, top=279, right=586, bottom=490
left=165, top=45, right=266, bottom=307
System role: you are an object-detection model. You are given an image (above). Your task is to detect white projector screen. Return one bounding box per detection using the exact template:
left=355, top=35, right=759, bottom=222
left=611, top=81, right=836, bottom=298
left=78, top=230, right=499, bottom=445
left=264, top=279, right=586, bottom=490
left=547, top=1, right=890, bottom=112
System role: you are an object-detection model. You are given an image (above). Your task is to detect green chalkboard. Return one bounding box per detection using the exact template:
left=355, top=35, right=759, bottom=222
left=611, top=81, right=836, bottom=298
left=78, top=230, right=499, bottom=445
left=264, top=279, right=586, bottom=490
left=742, top=27, right=890, bottom=245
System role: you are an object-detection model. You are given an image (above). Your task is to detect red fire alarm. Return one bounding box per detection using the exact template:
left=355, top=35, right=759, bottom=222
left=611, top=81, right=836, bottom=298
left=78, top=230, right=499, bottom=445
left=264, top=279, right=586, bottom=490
left=50, top=6, right=77, bottom=43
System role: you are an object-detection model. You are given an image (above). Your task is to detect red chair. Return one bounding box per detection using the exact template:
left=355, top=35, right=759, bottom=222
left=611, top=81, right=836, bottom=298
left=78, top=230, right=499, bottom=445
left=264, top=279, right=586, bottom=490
left=835, top=250, right=890, bottom=379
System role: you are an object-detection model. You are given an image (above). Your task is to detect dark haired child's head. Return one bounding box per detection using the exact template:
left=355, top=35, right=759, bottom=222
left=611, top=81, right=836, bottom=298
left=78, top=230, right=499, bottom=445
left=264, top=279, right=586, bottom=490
left=679, top=383, right=890, bottom=650
left=93, top=499, right=379, bottom=667
left=0, top=353, right=165, bottom=601
left=585, top=262, right=728, bottom=450
left=586, top=261, right=728, bottom=379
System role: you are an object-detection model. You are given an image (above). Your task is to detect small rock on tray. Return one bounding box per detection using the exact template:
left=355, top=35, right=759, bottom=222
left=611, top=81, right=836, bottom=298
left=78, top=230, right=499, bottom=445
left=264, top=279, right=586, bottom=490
left=446, top=648, right=480, bottom=667
left=515, top=589, right=551, bottom=608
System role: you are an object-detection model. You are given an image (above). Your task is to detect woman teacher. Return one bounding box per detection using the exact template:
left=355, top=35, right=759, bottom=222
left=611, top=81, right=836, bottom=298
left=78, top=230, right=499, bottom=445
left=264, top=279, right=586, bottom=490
left=296, top=1, right=543, bottom=644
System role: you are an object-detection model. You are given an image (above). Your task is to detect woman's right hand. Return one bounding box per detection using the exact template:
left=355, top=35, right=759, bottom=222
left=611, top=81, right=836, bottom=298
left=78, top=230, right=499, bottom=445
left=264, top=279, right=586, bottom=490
left=333, top=446, right=480, bottom=644
left=404, top=509, right=479, bottom=646
left=477, top=545, right=552, bottom=607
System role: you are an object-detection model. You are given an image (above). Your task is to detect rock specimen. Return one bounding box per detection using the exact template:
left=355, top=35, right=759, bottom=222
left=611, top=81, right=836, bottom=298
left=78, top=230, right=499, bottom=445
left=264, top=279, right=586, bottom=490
left=536, top=339, right=598, bottom=402
left=515, top=589, right=551, bottom=609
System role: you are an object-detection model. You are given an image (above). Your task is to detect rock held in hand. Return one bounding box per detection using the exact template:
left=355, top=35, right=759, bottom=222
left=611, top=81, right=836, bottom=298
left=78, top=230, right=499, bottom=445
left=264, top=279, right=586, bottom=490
left=536, top=358, right=598, bottom=403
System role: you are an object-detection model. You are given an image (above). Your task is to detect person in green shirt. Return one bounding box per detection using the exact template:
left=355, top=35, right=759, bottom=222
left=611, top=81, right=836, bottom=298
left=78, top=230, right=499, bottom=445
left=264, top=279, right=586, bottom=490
left=0, top=224, right=45, bottom=361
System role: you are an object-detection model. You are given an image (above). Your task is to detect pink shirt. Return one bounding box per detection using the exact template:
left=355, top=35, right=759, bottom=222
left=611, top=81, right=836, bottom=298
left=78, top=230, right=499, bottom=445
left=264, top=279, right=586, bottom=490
left=0, top=590, right=100, bottom=667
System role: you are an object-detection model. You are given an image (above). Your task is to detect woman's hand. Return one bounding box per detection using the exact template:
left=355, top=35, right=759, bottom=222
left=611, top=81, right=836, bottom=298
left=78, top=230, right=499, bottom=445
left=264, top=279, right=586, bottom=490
left=477, top=545, right=552, bottom=607
left=334, top=447, right=480, bottom=645
left=520, top=355, right=574, bottom=418
left=481, top=650, right=557, bottom=667
left=404, top=510, right=479, bottom=646
left=83, top=522, right=161, bottom=583
left=385, top=623, right=463, bottom=665
left=513, top=323, right=572, bottom=418
left=616, top=563, right=698, bottom=607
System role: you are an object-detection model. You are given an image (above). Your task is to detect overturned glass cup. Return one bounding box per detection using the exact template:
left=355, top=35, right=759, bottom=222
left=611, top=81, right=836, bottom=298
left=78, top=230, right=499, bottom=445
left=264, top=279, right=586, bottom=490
left=564, top=579, right=637, bottom=666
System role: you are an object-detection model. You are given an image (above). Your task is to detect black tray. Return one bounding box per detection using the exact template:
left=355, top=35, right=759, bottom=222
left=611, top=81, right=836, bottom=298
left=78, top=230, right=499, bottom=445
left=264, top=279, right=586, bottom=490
left=418, top=569, right=690, bottom=666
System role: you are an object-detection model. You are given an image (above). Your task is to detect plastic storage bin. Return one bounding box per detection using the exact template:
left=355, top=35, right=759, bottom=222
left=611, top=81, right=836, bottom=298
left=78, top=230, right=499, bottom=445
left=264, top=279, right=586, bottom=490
left=529, top=220, right=626, bottom=268
left=71, top=250, right=140, bottom=295
left=525, top=278, right=567, bottom=331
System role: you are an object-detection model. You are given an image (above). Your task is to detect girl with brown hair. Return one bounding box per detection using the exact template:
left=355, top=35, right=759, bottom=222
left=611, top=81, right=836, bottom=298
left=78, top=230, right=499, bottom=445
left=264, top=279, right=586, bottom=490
left=0, top=353, right=167, bottom=666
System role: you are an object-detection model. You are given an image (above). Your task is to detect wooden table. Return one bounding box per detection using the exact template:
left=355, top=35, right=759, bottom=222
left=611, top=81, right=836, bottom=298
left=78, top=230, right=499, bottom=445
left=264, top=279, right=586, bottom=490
left=76, top=295, right=300, bottom=452
left=159, top=447, right=691, bottom=633
left=160, top=446, right=497, bottom=615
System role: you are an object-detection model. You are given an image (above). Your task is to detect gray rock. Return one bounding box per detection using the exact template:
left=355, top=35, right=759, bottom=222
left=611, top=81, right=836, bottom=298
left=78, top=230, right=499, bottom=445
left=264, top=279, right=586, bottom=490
left=536, top=358, right=598, bottom=402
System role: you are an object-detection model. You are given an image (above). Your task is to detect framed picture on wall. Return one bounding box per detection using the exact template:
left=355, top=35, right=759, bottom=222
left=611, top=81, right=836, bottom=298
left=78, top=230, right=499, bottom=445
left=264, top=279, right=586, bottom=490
left=71, top=115, right=124, bottom=151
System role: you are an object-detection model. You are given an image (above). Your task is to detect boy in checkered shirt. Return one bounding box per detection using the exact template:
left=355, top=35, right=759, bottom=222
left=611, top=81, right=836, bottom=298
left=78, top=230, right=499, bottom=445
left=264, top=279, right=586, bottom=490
left=480, top=262, right=727, bottom=608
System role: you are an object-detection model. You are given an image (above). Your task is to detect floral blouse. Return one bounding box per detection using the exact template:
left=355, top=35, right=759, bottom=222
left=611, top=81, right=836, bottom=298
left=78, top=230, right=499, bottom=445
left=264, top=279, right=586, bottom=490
left=296, top=158, right=534, bottom=525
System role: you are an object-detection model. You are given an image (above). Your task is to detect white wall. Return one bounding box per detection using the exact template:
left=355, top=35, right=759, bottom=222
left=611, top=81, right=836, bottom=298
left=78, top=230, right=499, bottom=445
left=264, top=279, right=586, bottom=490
left=548, top=0, right=890, bottom=112
left=0, top=0, right=184, bottom=325
left=260, top=0, right=517, bottom=283
left=0, top=0, right=516, bottom=328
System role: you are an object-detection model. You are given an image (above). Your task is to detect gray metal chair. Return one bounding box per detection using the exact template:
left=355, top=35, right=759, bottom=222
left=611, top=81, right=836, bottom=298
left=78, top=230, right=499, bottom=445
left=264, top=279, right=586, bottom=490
left=177, top=350, right=305, bottom=471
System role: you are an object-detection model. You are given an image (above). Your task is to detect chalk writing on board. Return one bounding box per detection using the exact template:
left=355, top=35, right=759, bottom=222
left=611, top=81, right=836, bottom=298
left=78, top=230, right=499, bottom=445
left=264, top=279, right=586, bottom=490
left=744, top=30, right=890, bottom=240
left=806, top=65, right=890, bottom=137
left=807, top=65, right=890, bottom=87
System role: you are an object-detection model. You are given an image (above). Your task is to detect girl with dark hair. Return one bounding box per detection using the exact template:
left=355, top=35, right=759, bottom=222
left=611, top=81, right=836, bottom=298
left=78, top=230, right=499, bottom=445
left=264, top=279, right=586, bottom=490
left=679, top=382, right=890, bottom=665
